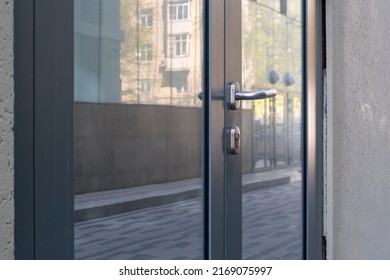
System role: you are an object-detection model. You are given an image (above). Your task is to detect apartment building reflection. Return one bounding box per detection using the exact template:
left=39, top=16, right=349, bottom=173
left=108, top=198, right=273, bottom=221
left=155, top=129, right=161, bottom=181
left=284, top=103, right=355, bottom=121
left=74, top=0, right=202, bottom=106
left=121, top=0, right=202, bottom=106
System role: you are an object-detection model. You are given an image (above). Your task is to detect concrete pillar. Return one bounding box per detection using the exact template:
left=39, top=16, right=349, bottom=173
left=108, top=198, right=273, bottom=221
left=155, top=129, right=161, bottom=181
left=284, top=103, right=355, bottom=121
left=326, top=0, right=390, bottom=259
left=0, top=0, right=15, bottom=260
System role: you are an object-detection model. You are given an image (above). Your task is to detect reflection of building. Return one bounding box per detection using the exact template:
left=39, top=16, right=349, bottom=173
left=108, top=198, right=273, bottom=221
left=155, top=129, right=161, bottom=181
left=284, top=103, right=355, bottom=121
left=72, top=0, right=204, bottom=195
left=120, top=0, right=203, bottom=107
left=74, top=0, right=203, bottom=107
left=74, top=0, right=125, bottom=103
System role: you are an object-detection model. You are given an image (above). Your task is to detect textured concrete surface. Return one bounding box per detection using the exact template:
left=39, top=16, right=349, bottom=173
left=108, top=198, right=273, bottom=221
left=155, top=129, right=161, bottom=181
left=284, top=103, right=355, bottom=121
left=0, top=0, right=15, bottom=260
left=326, top=0, right=390, bottom=259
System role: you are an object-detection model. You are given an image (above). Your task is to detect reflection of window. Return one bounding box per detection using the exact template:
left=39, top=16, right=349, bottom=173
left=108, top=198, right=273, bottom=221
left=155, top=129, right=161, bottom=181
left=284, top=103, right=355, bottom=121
left=80, top=0, right=100, bottom=24
left=174, top=77, right=188, bottom=93
left=138, top=44, right=153, bottom=62
left=140, top=9, right=153, bottom=27
left=168, top=2, right=189, bottom=21
left=140, top=79, right=153, bottom=94
left=168, top=35, right=190, bottom=57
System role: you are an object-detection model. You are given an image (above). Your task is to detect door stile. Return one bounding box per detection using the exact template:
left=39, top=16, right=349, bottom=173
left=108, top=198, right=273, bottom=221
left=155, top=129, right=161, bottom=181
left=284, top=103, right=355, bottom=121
left=207, top=0, right=226, bottom=260
left=224, top=0, right=243, bottom=260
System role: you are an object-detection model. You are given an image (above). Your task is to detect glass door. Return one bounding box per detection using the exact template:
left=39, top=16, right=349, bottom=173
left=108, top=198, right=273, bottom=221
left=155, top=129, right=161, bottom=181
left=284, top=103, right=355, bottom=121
left=74, top=0, right=205, bottom=259
left=241, top=0, right=303, bottom=259
left=223, top=0, right=305, bottom=259
left=73, top=0, right=308, bottom=260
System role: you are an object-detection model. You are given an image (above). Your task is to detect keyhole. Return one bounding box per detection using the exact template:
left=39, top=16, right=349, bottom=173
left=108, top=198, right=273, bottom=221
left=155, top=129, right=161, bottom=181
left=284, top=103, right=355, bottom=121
left=235, top=132, right=240, bottom=150
left=229, top=126, right=241, bottom=154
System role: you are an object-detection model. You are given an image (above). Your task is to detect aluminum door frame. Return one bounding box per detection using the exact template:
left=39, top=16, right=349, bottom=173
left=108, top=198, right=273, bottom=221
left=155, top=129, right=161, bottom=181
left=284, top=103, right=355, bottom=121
left=305, top=0, right=324, bottom=260
left=15, top=0, right=74, bottom=259
left=207, top=0, right=243, bottom=260
left=206, top=0, right=231, bottom=260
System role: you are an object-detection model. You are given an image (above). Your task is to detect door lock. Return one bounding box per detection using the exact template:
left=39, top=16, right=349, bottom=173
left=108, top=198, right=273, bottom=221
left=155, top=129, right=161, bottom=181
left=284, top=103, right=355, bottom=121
left=229, top=126, right=241, bottom=154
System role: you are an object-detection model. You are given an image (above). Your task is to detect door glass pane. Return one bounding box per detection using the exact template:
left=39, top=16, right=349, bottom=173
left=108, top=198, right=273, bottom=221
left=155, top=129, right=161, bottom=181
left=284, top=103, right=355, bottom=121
left=242, top=0, right=303, bottom=259
left=74, top=0, right=204, bottom=259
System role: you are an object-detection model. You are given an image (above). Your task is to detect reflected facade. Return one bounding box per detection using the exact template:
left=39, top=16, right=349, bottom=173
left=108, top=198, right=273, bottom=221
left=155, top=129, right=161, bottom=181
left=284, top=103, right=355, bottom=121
left=74, top=0, right=204, bottom=260
left=75, top=0, right=202, bottom=107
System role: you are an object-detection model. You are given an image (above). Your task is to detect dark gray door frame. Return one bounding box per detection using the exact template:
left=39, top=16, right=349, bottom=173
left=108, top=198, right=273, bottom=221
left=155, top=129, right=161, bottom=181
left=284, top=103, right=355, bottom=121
left=15, top=0, right=74, bottom=259
left=224, top=0, right=242, bottom=260
left=207, top=0, right=243, bottom=260
left=14, top=0, right=35, bottom=260
left=207, top=0, right=226, bottom=260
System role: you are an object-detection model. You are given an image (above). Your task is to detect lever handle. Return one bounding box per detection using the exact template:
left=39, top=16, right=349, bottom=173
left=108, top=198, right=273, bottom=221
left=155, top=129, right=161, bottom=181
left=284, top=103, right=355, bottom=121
left=235, top=88, right=277, bottom=100
left=227, top=82, right=277, bottom=110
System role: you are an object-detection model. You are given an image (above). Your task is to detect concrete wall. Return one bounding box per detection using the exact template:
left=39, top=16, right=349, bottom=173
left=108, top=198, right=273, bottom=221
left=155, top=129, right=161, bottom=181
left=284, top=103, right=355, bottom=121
left=75, top=103, right=203, bottom=194
left=326, top=0, right=390, bottom=259
left=75, top=103, right=254, bottom=194
left=0, top=0, right=14, bottom=259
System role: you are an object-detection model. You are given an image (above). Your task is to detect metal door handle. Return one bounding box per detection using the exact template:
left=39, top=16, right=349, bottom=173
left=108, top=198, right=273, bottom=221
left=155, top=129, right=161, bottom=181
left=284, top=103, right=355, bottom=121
left=227, top=82, right=277, bottom=110
left=236, top=89, right=277, bottom=100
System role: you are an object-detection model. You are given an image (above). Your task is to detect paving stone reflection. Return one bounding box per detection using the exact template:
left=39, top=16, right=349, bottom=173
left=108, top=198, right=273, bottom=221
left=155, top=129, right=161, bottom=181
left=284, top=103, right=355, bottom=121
left=75, top=181, right=302, bottom=260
